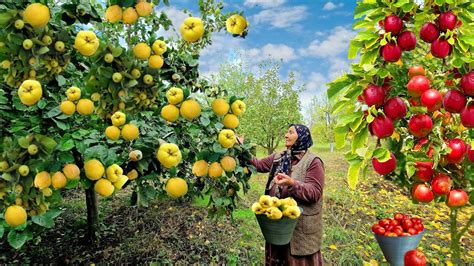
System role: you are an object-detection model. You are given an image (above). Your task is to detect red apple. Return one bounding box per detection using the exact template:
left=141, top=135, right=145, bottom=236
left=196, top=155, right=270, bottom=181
left=398, top=31, right=417, bottom=51
left=467, top=145, right=474, bottom=162
left=381, top=43, right=402, bottom=62
left=460, top=104, right=474, bottom=128
left=407, top=228, right=418, bottom=235
left=460, top=72, right=474, bottom=96
left=413, top=223, right=424, bottom=232
left=431, top=39, right=452, bottom=58
left=408, top=66, right=425, bottom=78
left=402, top=219, right=414, bottom=231
left=420, top=89, right=443, bottom=112
left=372, top=153, right=397, bottom=175
left=420, top=22, right=439, bottom=43
left=446, top=189, right=469, bottom=208
left=412, top=183, right=434, bottom=203
left=443, top=90, right=466, bottom=113
left=372, top=224, right=386, bottom=235
left=363, top=84, right=385, bottom=108
left=408, top=114, right=433, bottom=138
left=414, top=161, right=434, bottom=182
left=404, top=249, right=427, bottom=266
left=407, top=75, right=431, bottom=97
left=438, top=11, right=457, bottom=31
left=384, top=14, right=403, bottom=35
left=384, top=97, right=407, bottom=120
left=445, top=138, right=467, bottom=164
left=431, top=173, right=452, bottom=195
left=371, top=115, right=394, bottom=139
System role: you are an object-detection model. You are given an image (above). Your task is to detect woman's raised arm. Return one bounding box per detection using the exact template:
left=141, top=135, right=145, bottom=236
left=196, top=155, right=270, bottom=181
left=249, top=154, right=275, bottom=173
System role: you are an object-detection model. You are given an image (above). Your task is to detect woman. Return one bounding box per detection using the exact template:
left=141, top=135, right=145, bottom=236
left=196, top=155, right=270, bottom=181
left=249, top=124, right=325, bottom=266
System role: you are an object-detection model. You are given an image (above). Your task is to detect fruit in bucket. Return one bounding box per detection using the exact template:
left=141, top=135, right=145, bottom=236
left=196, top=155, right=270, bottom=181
left=372, top=213, right=424, bottom=236
left=252, top=195, right=301, bottom=220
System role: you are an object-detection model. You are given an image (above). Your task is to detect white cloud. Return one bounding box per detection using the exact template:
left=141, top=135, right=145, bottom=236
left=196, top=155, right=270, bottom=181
left=323, top=2, right=344, bottom=11
left=244, top=0, right=285, bottom=8
left=156, top=6, right=189, bottom=39
left=251, top=6, right=308, bottom=29
left=299, top=26, right=356, bottom=58
left=252, top=44, right=297, bottom=62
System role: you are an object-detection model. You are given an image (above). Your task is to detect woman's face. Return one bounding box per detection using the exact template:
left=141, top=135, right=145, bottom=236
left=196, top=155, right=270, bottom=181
left=285, top=126, right=298, bottom=148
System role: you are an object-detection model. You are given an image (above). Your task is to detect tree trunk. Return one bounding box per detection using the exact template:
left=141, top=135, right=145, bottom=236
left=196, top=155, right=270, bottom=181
left=85, top=187, right=99, bottom=243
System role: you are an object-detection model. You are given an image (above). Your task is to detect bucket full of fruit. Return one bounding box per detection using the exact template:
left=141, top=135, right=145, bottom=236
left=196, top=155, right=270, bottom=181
left=252, top=195, right=303, bottom=246
left=372, top=213, right=426, bottom=266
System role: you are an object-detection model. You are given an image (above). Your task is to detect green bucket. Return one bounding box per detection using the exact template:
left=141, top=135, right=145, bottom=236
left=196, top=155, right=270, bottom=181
left=255, top=208, right=303, bottom=246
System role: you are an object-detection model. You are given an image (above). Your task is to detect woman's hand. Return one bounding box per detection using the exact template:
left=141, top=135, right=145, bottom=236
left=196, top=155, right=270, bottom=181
left=236, top=134, right=245, bottom=144
left=274, top=173, right=295, bottom=186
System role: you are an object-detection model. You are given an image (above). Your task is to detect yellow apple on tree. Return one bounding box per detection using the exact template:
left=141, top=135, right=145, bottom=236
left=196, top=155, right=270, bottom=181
left=157, top=143, right=182, bottom=168
left=180, top=17, right=205, bottom=43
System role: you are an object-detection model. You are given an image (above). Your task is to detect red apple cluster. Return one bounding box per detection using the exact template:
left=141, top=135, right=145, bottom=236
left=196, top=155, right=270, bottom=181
left=371, top=213, right=424, bottom=237
left=419, top=11, right=459, bottom=58
left=379, top=14, right=416, bottom=62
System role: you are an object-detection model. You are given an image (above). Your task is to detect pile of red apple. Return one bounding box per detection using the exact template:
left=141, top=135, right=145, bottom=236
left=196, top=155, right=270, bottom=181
left=372, top=213, right=424, bottom=237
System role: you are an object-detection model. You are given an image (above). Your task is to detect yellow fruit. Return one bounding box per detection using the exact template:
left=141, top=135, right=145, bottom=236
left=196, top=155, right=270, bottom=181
left=129, top=150, right=143, bottom=161
left=74, top=31, right=99, bottom=56
left=111, top=111, right=126, bottom=126
left=28, top=144, right=38, bottom=155
left=139, top=92, right=147, bottom=100
left=251, top=202, right=265, bottom=215
left=152, top=40, right=167, bottom=55
left=52, top=172, right=67, bottom=189
left=192, top=160, right=208, bottom=177
left=180, top=99, right=201, bottom=120
left=131, top=68, right=141, bottom=79
left=4, top=205, right=27, bottom=227
left=91, top=92, right=101, bottom=102
left=156, top=143, right=182, bottom=168
left=208, top=162, right=223, bottom=179
left=104, top=53, right=114, bottom=63
left=18, top=80, right=42, bottom=106
left=118, top=102, right=126, bottom=109
left=50, top=59, right=59, bottom=68
left=165, top=177, right=188, bottom=198
left=148, top=55, right=163, bottom=69
left=161, top=105, right=180, bottom=122
left=180, top=17, right=205, bottom=43
left=220, top=156, right=236, bottom=172
left=105, top=126, right=120, bottom=141
left=63, top=164, right=80, bottom=180
left=218, top=129, right=236, bottom=149
left=77, top=99, right=94, bottom=115
left=24, top=3, right=50, bottom=28
left=133, top=43, right=151, bottom=60
left=127, top=169, right=139, bottom=180
left=66, top=86, right=81, bottom=101
left=55, top=41, right=65, bottom=52
left=280, top=197, right=297, bottom=208
left=113, top=174, right=128, bottom=189
left=42, top=35, right=52, bottom=45
left=28, top=57, right=36, bottom=65
left=14, top=19, right=25, bottom=30
left=166, top=87, right=184, bottom=105
left=266, top=207, right=283, bottom=220
left=15, top=197, right=23, bottom=205
left=121, top=124, right=139, bottom=141
left=143, top=74, right=153, bottom=85
left=94, top=179, right=114, bottom=197
left=231, top=100, right=246, bottom=116
left=18, top=165, right=29, bottom=176
left=282, top=205, right=301, bottom=219
left=135, top=1, right=153, bottom=17
left=270, top=197, right=281, bottom=207
left=15, top=184, right=23, bottom=194
left=34, top=171, right=51, bottom=189
left=105, top=5, right=122, bottom=23
left=112, top=72, right=123, bottom=83
left=60, top=100, right=76, bottom=115
left=84, top=159, right=105, bottom=180
left=259, top=195, right=272, bottom=208
left=212, top=98, right=230, bottom=116
left=223, top=114, right=239, bottom=129
left=106, top=164, right=123, bottom=183
left=1, top=60, right=11, bottom=69
left=122, top=7, right=138, bottom=24
left=0, top=161, right=9, bottom=171
left=29, top=69, right=36, bottom=78
left=226, top=14, right=248, bottom=35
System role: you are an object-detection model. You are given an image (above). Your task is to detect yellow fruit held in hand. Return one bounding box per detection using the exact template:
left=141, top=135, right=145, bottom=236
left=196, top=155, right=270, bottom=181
left=133, top=43, right=151, bottom=60
left=4, top=205, right=27, bottom=227
left=63, top=164, right=80, bottom=180
left=226, top=14, right=248, bottom=36
left=24, top=3, right=50, bottom=28
left=192, top=160, right=208, bottom=177
left=218, top=129, right=236, bottom=149
left=223, top=114, right=239, bottom=129
left=166, top=87, right=184, bottom=105
left=111, top=111, right=126, bottom=126
left=84, top=159, right=104, bottom=180
left=94, top=179, right=114, bottom=197
left=180, top=17, right=205, bottom=43
left=165, top=177, right=188, bottom=198
left=251, top=202, right=265, bottom=215
left=113, top=174, right=128, bottom=189
left=18, top=165, right=29, bottom=176
left=259, top=195, right=272, bottom=208
left=127, top=169, right=139, bottom=180
left=152, top=40, right=167, bottom=55
left=266, top=207, right=283, bottom=220
left=52, top=172, right=67, bottom=189
left=74, top=31, right=100, bottom=56
left=122, top=7, right=138, bottom=24
left=231, top=100, right=246, bottom=116
left=106, top=164, right=123, bottom=183
left=105, top=126, right=120, bottom=140
left=220, top=156, right=236, bottom=172
left=157, top=143, right=182, bottom=168
left=135, top=1, right=153, bottom=17
left=161, top=105, right=180, bottom=122
left=28, top=144, right=38, bottom=155
left=34, top=171, right=51, bottom=189
left=180, top=99, right=201, bottom=120
left=143, top=74, right=153, bottom=85
left=208, top=162, right=223, bottom=179
left=60, top=100, right=76, bottom=115
left=18, top=80, right=42, bottom=106
left=77, top=99, right=94, bottom=115
left=211, top=98, right=229, bottom=116
left=66, top=86, right=81, bottom=101
left=121, top=124, right=139, bottom=141
left=105, top=5, right=122, bottom=23
left=148, top=55, right=163, bottom=69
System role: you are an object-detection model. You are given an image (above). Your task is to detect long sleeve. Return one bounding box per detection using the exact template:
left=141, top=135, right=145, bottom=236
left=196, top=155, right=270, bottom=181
left=288, top=158, right=324, bottom=203
left=249, top=154, right=275, bottom=173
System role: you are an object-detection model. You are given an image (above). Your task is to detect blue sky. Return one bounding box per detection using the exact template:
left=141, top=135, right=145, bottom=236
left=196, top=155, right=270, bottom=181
left=158, top=0, right=358, bottom=109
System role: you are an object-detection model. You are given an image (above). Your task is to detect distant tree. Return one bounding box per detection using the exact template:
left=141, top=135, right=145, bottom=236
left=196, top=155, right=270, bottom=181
left=308, top=95, right=336, bottom=151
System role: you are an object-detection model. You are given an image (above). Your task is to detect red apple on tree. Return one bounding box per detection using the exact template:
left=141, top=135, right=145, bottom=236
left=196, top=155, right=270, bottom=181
left=438, top=11, right=457, bottom=31
left=407, top=75, right=431, bottom=97
left=460, top=71, right=474, bottom=96
left=414, top=161, right=434, bottom=182
left=445, top=138, right=467, bottom=164
left=372, top=153, right=397, bottom=175
left=384, top=14, right=403, bottom=35
left=443, top=90, right=466, bottom=113
left=420, top=22, right=439, bottom=43
left=420, top=89, right=443, bottom=112
left=408, top=114, right=433, bottom=138
left=398, top=31, right=417, bottom=51
left=363, top=84, right=385, bottom=108
left=460, top=103, right=474, bottom=128
left=447, top=189, right=469, bottom=208
left=371, top=115, right=394, bottom=138
left=412, top=183, right=434, bottom=203
left=408, top=65, right=425, bottom=78
left=384, top=97, right=407, bottom=120
left=431, top=39, right=452, bottom=58
left=431, top=173, right=452, bottom=195
left=404, top=249, right=427, bottom=266
left=381, top=43, right=402, bottom=62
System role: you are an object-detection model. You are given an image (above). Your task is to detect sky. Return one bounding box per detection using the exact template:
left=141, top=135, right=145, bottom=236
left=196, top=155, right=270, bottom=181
left=157, top=0, right=358, bottom=110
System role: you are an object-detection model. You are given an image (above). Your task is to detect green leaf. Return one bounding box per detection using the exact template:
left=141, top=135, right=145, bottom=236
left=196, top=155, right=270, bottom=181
left=373, top=147, right=390, bottom=162
left=380, top=38, right=387, bottom=46
left=111, top=47, right=123, bottom=57
left=352, top=127, right=369, bottom=153
left=393, top=0, right=409, bottom=7
left=338, top=112, right=363, bottom=126
left=59, top=139, right=74, bottom=151
left=348, top=40, right=361, bottom=59
left=447, top=37, right=455, bottom=45
left=65, top=179, right=79, bottom=189
left=7, top=230, right=28, bottom=249
left=334, top=126, right=348, bottom=149
left=0, top=224, right=3, bottom=238
left=125, top=79, right=138, bottom=89
left=406, top=163, right=416, bottom=178
left=359, top=48, right=379, bottom=66
left=40, top=137, right=57, bottom=153
left=56, top=75, right=66, bottom=86
left=458, top=34, right=474, bottom=46
left=347, top=159, right=363, bottom=190
left=354, top=3, right=378, bottom=19
left=32, top=213, right=55, bottom=228
left=18, top=137, right=30, bottom=149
